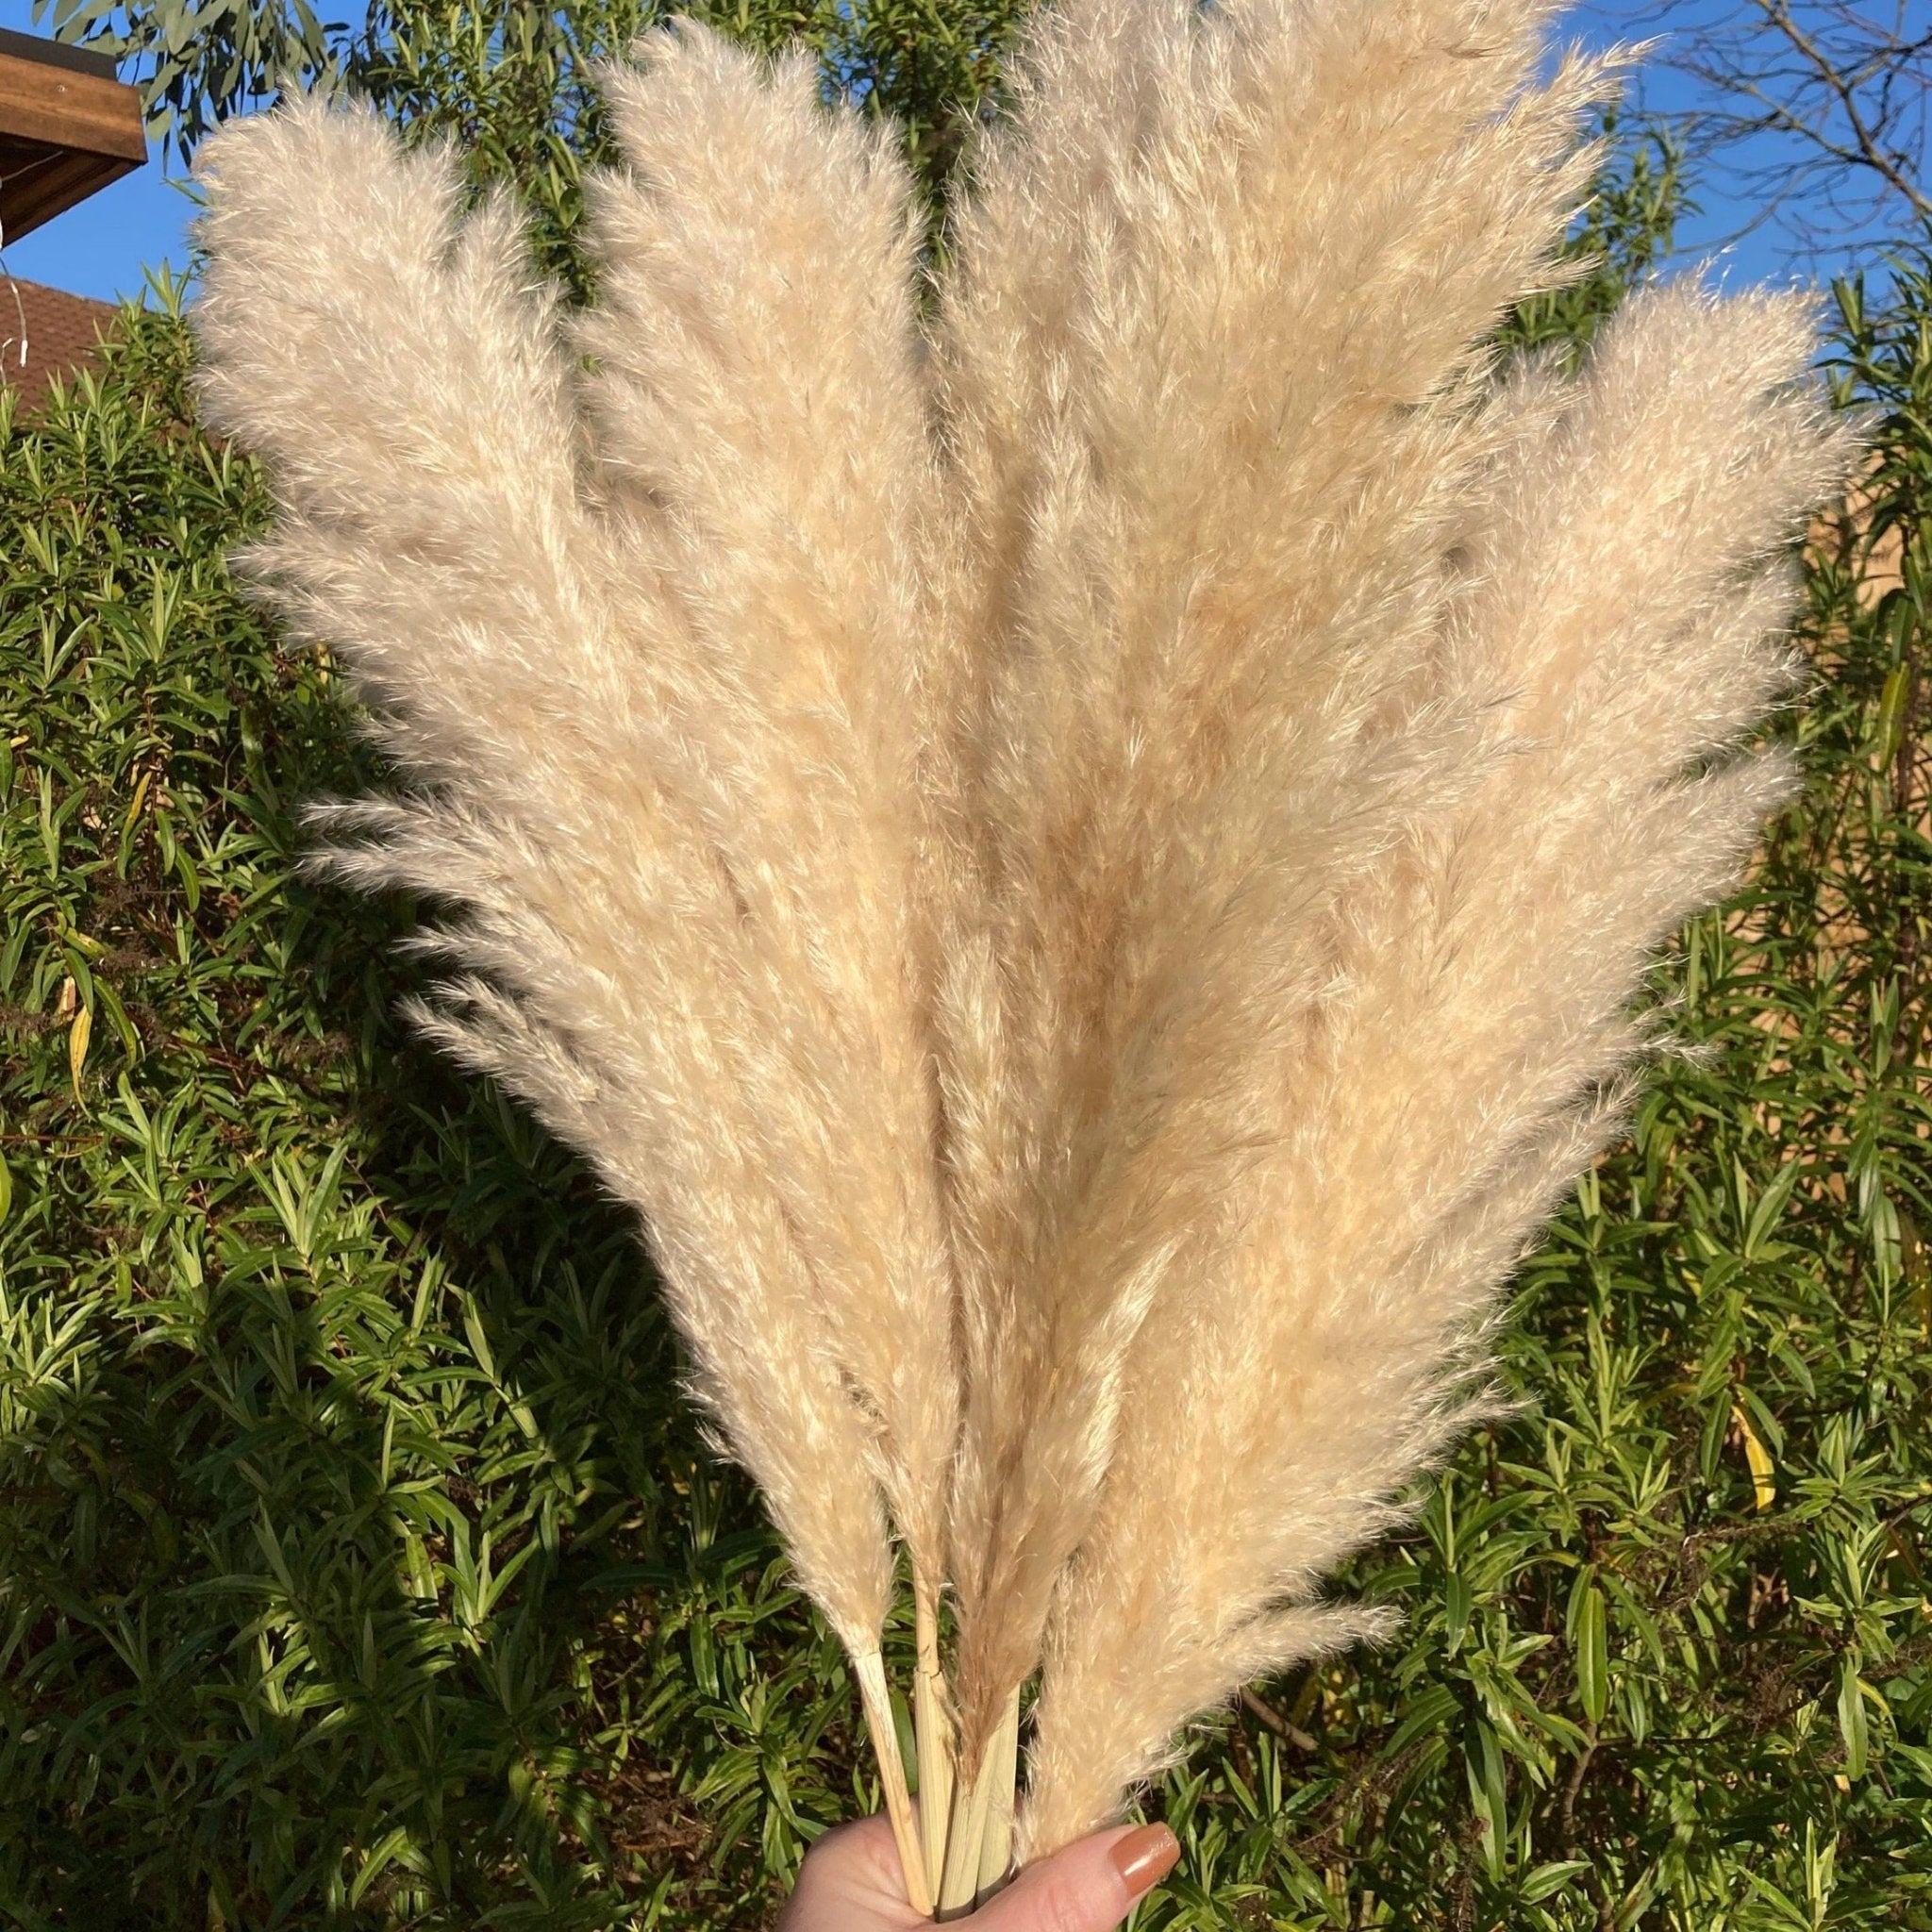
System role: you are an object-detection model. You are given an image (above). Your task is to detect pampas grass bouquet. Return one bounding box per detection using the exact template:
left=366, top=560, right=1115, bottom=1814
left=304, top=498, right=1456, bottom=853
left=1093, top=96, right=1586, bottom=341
left=191, top=0, right=1853, bottom=1913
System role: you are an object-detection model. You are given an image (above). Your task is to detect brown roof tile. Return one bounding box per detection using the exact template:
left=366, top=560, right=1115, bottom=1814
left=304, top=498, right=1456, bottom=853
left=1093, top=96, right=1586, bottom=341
left=0, top=275, right=117, bottom=413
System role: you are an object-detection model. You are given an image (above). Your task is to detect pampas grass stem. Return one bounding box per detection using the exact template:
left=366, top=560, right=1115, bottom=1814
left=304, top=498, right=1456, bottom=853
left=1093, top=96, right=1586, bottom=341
left=935, top=1731, right=998, bottom=1919
left=914, top=1578, right=955, bottom=1889
left=974, top=1690, right=1022, bottom=1904
left=855, top=1649, right=934, bottom=1915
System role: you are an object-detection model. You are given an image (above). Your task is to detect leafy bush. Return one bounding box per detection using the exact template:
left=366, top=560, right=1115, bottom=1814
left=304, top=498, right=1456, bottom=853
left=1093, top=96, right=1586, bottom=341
left=1, top=68, right=1928, bottom=1932
left=0, top=298, right=873, bottom=1930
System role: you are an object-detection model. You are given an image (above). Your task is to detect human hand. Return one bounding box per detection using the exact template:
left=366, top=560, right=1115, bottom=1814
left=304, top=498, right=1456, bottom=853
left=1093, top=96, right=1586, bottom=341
left=778, top=1817, right=1180, bottom=1931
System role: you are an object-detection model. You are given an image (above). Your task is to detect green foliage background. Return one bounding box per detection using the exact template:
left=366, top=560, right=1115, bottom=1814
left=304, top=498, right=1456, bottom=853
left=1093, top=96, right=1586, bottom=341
left=4, top=5, right=1931, bottom=1925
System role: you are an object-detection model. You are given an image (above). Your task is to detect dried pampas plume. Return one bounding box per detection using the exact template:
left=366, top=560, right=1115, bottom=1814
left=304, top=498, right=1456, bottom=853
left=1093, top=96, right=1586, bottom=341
left=192, top=0, right=1857, bottom=1913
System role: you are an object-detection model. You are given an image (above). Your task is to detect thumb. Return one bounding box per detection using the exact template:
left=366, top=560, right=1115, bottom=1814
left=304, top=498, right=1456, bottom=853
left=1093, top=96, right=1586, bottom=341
left=969, top=1824, right=1179, bottom=1932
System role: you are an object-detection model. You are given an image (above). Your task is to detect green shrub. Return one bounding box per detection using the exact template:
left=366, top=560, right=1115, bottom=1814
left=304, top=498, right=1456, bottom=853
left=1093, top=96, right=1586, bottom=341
left=0, top=297, right=869, bottom=1929
left=0, top=116, right=1927, bottom=1932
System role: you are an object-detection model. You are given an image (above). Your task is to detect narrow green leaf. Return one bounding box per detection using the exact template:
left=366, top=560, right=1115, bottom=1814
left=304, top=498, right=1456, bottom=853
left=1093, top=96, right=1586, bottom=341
left=1521, top=1860, right=1592, bottom=1905
left=1576, top=1581, right=1608, bottom=1724
left=1838, top=1658, right=1869, bottom=1781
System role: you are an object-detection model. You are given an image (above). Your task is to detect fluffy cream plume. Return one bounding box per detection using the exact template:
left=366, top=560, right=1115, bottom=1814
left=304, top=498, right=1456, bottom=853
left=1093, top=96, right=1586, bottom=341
left=573, top=13, right=959, bottom=1624
left=191, top=77, right=953, bottom=1908
left=1018, top=282, right=1858, bottom=1854
left=571, top=31, right=966, bottom=1874
left=931, top=0, right=1611, bottom=1797
left=191, top=0, right=1857, bottom=1910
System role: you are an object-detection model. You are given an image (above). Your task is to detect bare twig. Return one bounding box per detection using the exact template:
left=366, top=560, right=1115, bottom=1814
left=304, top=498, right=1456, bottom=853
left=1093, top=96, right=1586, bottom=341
left=1580, top=0, right=1932, bottom=262
left=1240, top=1689, right=1319, bottom=1754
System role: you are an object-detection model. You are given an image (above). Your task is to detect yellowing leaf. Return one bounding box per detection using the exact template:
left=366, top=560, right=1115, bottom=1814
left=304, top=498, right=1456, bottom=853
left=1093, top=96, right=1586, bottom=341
left=1877, top=662, right=1910, bottom=767
left=68, top=1005, right=92, bottom=1105
left=123, top=766, right=152, bottom=833
left=1732, top=1403, right=1775, bottom=1511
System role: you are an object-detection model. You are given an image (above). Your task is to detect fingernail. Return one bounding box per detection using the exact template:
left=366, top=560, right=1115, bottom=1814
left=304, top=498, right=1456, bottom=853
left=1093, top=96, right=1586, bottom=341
left=1109, top=1824, right=1179, bottom=1899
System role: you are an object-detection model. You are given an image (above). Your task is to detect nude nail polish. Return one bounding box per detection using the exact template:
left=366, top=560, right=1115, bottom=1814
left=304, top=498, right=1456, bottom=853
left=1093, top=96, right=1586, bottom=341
left=1109, top=1824, right=1180, bottom=1899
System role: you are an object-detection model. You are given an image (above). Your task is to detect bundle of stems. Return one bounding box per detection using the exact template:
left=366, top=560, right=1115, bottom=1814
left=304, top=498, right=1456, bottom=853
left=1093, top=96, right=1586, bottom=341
left=193, top=0, right=1856, bottom=1913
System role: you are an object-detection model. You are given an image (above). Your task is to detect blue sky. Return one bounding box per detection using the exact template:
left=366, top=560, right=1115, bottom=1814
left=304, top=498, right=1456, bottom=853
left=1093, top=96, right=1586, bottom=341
left=0, top=0, right=1874, bottom=307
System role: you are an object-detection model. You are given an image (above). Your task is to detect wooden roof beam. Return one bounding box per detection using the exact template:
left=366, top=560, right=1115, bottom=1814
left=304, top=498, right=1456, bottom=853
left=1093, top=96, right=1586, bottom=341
left=0, top=28, right=146, bottom=244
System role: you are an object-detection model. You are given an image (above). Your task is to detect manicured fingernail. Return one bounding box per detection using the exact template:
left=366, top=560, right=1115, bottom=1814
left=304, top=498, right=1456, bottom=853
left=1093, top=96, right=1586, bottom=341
left=1109, top=1824, right=1179, bottom=1898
